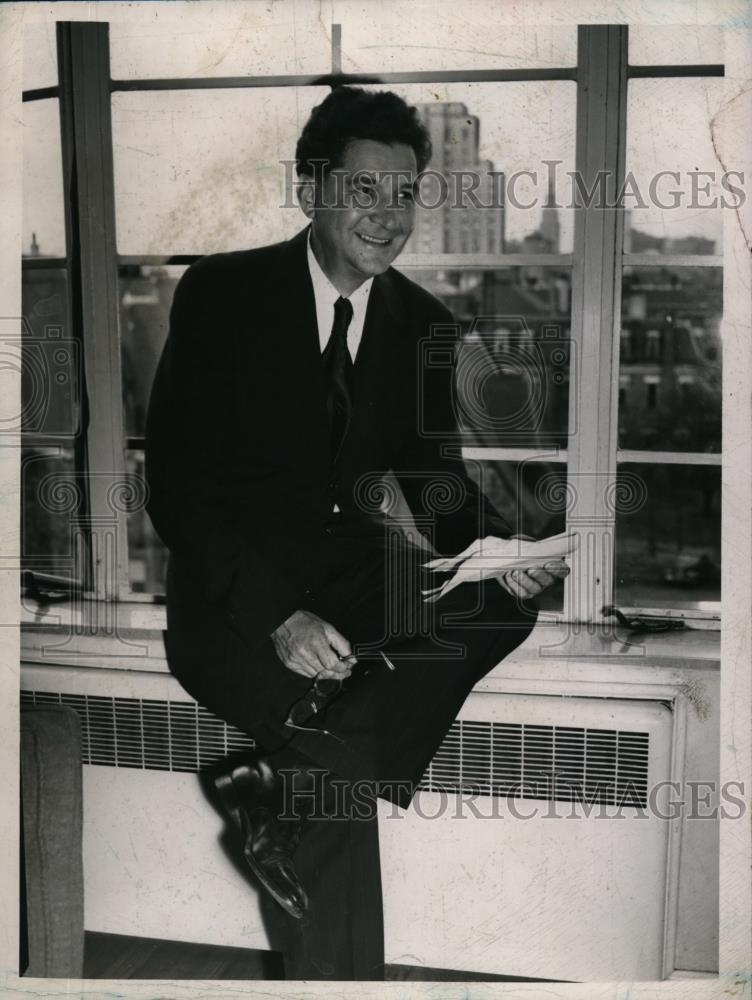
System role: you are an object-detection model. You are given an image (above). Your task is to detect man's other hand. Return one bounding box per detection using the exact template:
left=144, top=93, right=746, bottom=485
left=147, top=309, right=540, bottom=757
left=498, top=560, right=570, bottom=599
left=271, top=609, right=356, bottom=680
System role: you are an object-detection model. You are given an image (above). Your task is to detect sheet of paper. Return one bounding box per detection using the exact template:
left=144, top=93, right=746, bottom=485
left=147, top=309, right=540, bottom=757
left=421, top=532, right=577, bottom=603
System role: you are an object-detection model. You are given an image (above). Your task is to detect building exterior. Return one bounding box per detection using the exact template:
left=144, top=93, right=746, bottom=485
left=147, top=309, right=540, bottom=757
left=407, top=102, right=505, bottom=255
left=618, top=266, right=722, bottom=453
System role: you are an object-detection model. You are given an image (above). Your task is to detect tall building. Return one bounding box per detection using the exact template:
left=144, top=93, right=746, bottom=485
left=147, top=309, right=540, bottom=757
left=537, top=171, right=560, bottom=253
left=408, top=102, right=505, bottom=254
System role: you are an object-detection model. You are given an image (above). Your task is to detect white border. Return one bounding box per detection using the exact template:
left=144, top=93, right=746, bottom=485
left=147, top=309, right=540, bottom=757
left=1, top=2, right=750, bottom=996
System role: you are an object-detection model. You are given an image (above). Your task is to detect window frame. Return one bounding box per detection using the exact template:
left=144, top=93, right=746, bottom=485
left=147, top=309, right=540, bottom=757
left=21, top=20, right=725, bottom=625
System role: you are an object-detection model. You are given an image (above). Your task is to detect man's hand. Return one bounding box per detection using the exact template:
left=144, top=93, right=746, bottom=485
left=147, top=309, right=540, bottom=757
left=271, top=609, right=356, bottom=680
left=497, top=533, right=570, bottom=599
left=498, top=560, right=570, bottom=599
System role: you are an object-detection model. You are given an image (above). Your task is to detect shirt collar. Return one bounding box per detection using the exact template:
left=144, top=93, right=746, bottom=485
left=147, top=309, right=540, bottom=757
left=306, top=230, right=374, bottom=309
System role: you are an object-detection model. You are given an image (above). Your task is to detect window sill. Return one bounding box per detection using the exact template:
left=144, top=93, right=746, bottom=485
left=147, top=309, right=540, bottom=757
left=20, top=599, right=720, bottom=678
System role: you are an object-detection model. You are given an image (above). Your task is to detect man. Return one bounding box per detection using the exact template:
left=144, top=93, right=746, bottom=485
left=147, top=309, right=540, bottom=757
left=145, top=86, right=567, bottom=980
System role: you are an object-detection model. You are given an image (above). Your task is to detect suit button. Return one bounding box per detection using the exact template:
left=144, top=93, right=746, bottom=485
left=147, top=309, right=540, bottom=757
left=328, top=480, right=338, bottom=490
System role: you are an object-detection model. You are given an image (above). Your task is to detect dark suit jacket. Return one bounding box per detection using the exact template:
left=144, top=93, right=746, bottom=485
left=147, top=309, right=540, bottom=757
left=145, top=226, right=512, bottom=667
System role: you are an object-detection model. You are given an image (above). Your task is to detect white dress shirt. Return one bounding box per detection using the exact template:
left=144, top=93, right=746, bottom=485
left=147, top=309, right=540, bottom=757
left=307, top=233, right=374, bottom=361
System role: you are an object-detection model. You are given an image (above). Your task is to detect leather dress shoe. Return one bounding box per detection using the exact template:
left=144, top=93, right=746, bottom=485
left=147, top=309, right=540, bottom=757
left=213, top=753, right=309, bottom=919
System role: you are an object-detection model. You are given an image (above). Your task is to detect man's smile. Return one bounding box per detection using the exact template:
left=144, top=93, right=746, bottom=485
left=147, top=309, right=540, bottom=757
left=356, top=232, right=393, bottom=247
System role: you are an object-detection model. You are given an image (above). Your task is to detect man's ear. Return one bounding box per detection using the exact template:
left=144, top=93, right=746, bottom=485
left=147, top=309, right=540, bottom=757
left=297, top=178, right=317, bottom=221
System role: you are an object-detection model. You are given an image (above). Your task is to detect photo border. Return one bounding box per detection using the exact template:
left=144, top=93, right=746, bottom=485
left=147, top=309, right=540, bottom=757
left=1, top=1, right=749, bottom=996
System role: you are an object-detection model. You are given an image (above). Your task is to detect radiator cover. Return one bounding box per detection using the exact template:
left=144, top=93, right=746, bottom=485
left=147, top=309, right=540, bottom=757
left=20, top=689, right=649, bottom=806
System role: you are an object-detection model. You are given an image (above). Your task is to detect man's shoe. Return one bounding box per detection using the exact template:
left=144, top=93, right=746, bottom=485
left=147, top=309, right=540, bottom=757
left=213, top=754, right=309, bottom=920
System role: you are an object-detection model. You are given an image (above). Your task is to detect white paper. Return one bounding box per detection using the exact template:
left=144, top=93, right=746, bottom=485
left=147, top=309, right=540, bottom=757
left=422, top=532, right=577, bottom=602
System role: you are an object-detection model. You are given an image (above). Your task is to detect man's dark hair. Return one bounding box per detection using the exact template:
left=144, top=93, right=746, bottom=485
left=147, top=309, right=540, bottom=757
left=295, top=86, right=432, bottom=178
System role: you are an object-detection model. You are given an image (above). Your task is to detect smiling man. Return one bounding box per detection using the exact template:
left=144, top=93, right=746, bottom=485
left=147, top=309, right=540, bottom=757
left=301, top=137, right=417, bottom=291
left=145, top=86, right=567, bottom=981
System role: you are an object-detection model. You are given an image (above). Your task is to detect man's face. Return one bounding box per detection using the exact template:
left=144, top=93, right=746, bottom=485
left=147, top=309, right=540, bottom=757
left=302, top=139, right=418, bottom=294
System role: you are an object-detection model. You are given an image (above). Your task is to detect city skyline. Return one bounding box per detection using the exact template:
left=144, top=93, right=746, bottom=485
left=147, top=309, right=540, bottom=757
left=23, top=73, right=726, bottom=259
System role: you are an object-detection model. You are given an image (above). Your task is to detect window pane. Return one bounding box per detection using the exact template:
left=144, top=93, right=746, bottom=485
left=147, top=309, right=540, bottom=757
left=24, top=22, right=58, bottom=90
left=23, top=99, right=66, bottom=258
left=614, top=463, right=720, bottom=607
left=120, top=265, right=186, bottom=438
left=401, top=267, right=572, bottom=448
left=467, top=459, right=567, bottom=611
left=625, top=78, right=727, bottom=255
left=109, top=3, right=332, bottom=78
left=629, top=25, right=723, bottom=65
left=383, top=83, right=575, bottom=255
left=126, top=448, right=167, bottom=594
left=21, top=445, right=79, bottom=579
left=22, top=268, right=80, bottom=437
left=335, top=3, right=576, bottom=72
left=618, top=267, right=721, bottom=453
left=112, top=87, right=328, bottom=255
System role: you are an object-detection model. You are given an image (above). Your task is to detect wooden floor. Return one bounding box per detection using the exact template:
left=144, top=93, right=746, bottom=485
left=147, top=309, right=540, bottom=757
left=83, top=931, right=554, bottom=982
left=84, top=931, right=282, bottom=980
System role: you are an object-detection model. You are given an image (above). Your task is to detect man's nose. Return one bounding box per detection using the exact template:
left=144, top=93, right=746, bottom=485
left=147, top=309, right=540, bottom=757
left=367, top=196, right=402, bottom=230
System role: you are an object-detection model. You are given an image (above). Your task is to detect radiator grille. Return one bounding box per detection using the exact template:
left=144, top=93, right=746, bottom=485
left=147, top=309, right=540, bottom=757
left=20, top=690, right=650, bottom=805
left=20, top=689, right=255, bottom=772
left=419, top=719, right=650, bottom=806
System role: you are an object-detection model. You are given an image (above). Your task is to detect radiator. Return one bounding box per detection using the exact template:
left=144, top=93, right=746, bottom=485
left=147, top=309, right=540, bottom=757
left=19, top=660, right=714, bottom=980
left=20, top=688, right=650, bottom=807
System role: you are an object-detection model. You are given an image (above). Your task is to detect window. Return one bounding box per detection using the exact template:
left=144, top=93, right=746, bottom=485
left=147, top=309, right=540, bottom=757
left=645, top=378, right=659, bottom=409
left=645, top=330, right=661, bottom=361
left=624, top=78, right=725, bottom=255
left=111, top=88, right=330, bottom=255
left=618, top=268, right=722, bottom=454
left=21, top=18, right=729, bottom=623
left=620, top=329, right=632, bottom=361
left=616, top=62, right=724, bottom=612
left=20, top=67, right=79, bottom=592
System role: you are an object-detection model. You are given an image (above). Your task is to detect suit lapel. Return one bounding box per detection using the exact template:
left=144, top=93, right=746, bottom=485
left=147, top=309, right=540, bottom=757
left=352, top=269, right=406, bottom=402
left=276, top=225, right=321, bottom=366
left=273, top=228, right=331, bottom=450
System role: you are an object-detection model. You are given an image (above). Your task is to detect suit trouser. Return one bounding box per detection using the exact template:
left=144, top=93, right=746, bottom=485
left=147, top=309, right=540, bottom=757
left=172, top=531, right=538, bottom=979
left=259, top=786, right=385, bottom=980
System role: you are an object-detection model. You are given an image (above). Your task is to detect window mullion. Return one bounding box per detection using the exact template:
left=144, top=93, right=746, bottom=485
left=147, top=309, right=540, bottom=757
left=57, top=22, right=127, bottom=611
left=566, top=25, right=628, bottom=623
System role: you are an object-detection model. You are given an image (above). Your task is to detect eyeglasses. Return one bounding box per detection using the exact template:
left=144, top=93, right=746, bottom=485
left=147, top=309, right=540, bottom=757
left=284, top=650, right=395, bottom=742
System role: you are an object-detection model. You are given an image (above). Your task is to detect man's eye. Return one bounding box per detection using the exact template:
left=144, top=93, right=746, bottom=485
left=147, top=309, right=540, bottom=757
left=352, top=183, right=377, bottom=204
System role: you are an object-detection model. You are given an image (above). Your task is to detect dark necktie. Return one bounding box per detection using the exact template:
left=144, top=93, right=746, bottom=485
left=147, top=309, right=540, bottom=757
left=322, top=296, right=354, bottom=457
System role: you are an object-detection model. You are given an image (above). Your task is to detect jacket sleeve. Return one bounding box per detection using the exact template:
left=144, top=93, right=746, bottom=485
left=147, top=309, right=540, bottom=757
left=144, top=261, right=302, bottom=649
left=391, top=302, right=514, bottom=556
